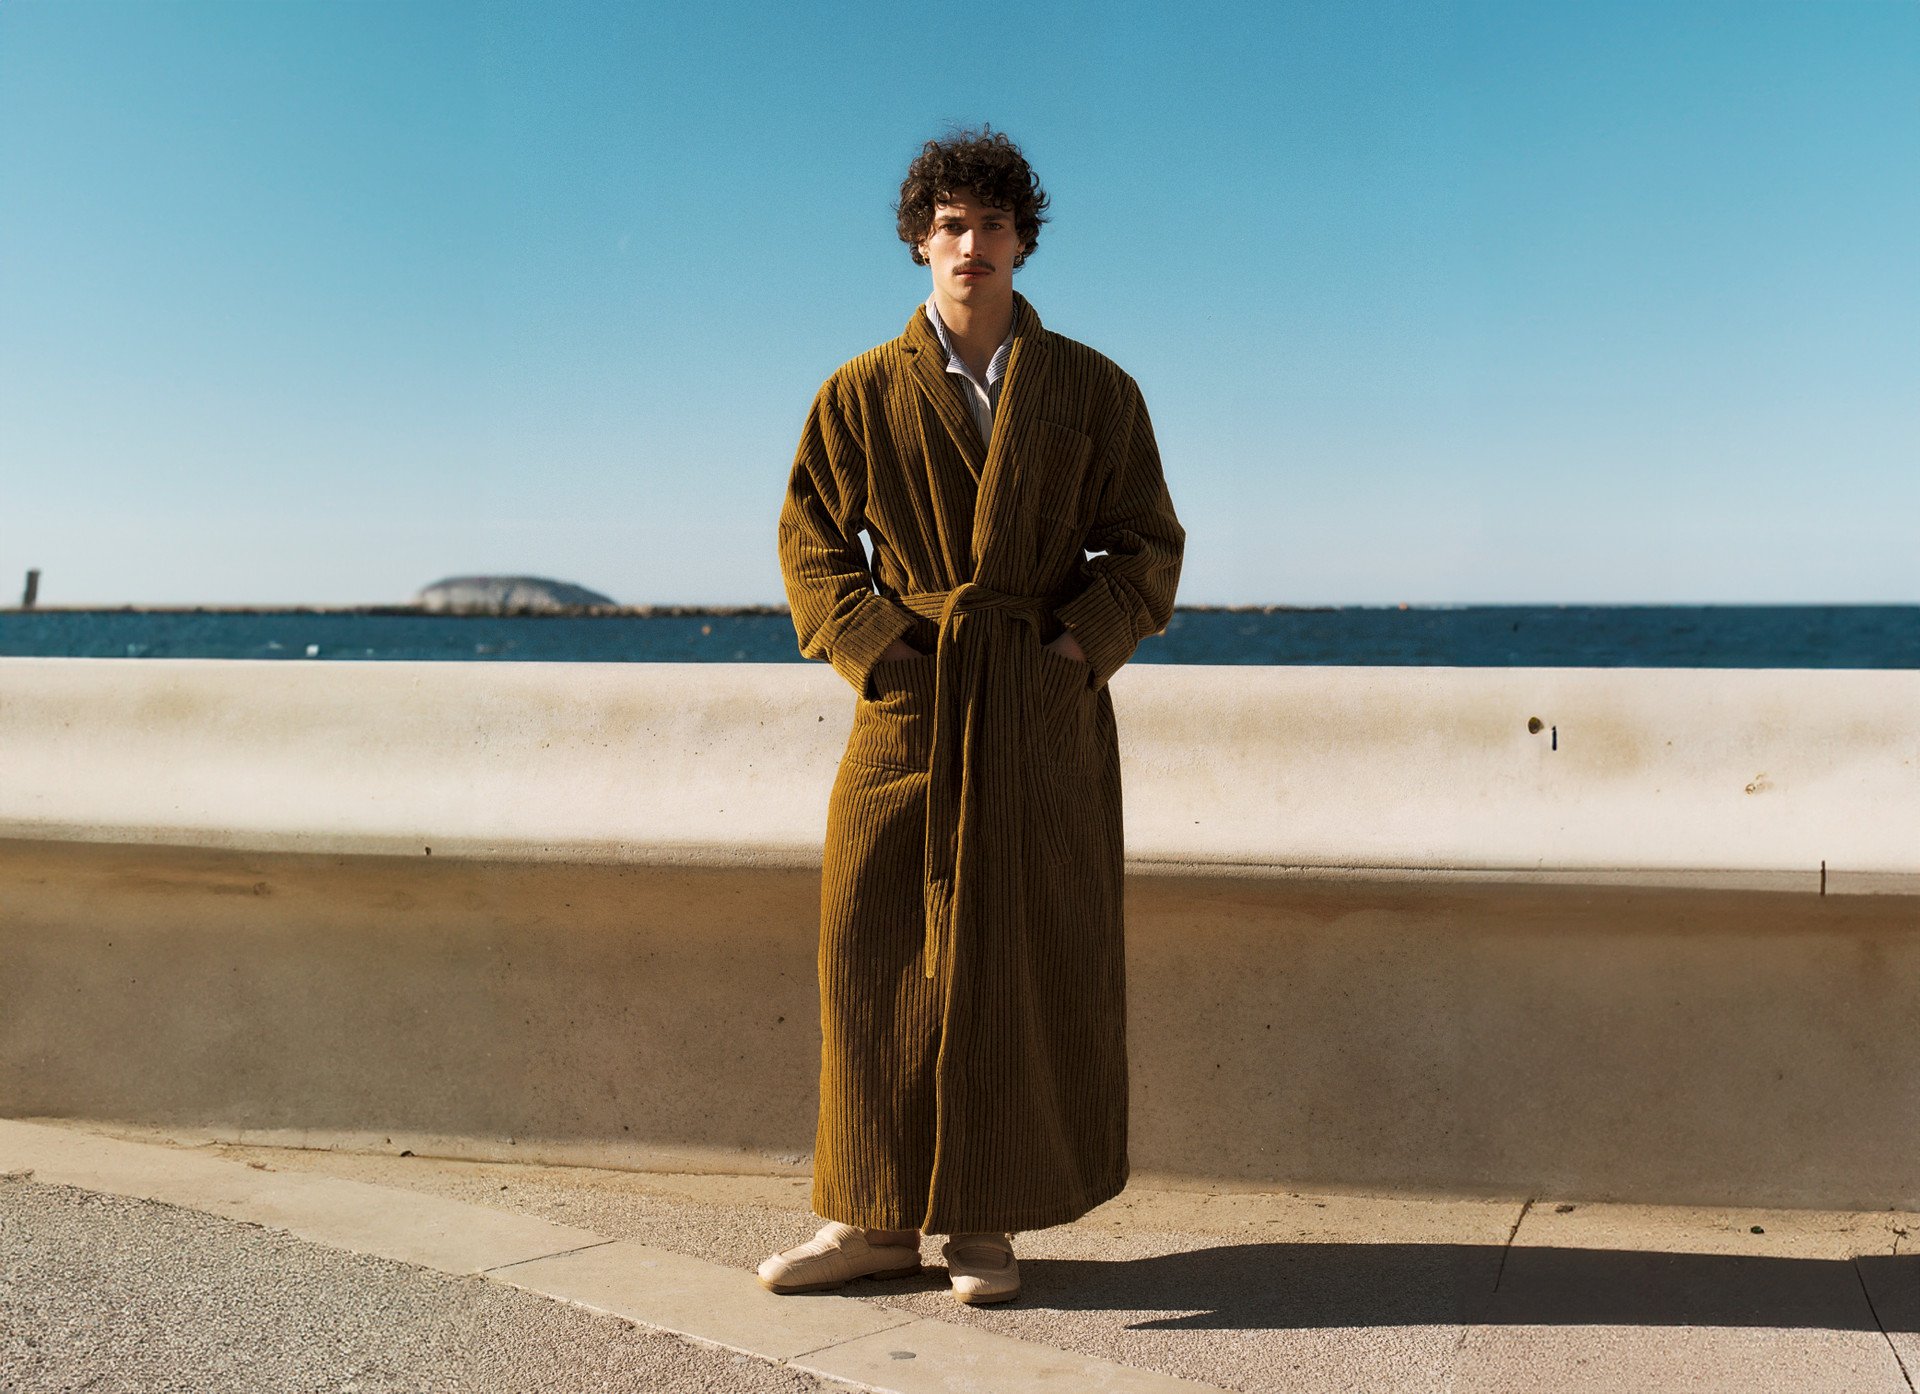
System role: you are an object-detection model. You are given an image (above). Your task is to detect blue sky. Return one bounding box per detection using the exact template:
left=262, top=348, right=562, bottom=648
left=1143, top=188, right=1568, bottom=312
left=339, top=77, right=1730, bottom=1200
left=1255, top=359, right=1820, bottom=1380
left=2, top=0, right=1914, bottom=607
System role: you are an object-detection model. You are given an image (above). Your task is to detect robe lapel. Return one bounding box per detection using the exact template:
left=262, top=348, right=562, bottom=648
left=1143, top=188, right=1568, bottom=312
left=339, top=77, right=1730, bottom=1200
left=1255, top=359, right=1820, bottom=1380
left=969, top=294, right=1047, bottom=578
left=906, top=312, right=987, bottom=485
left=902, top=295, right=1051, bottom=578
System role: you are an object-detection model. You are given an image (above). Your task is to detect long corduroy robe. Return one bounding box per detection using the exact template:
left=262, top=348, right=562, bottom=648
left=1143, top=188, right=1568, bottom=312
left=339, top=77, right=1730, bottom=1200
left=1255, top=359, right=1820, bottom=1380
left=777, top=292, right=1185, bottom=1234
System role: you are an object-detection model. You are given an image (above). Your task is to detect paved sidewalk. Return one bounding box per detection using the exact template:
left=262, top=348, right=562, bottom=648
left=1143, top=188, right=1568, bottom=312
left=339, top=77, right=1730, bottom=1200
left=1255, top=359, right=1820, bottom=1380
left=3, top=1117, right=1915, bottom=1393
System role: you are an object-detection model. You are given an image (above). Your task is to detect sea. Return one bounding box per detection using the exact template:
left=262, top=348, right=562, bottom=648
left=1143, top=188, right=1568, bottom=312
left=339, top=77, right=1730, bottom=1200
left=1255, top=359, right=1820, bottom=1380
left=2, top=606, right=1915, bottom=668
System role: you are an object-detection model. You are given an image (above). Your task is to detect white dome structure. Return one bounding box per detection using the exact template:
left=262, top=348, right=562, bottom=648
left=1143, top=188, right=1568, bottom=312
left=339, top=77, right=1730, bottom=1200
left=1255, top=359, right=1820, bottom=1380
left=414, top=576, right=616, bottom=615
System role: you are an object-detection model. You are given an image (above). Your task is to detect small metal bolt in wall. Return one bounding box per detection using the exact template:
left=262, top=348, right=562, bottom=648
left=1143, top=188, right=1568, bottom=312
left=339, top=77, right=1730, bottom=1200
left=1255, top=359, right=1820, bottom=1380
left=1527, top=717, right=1543, bottom=734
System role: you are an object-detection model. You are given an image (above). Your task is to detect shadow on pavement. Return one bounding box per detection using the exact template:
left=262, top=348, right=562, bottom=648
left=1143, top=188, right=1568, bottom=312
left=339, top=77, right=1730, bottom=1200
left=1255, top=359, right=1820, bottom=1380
left=1003, top=1243, right=1918, bottom=1332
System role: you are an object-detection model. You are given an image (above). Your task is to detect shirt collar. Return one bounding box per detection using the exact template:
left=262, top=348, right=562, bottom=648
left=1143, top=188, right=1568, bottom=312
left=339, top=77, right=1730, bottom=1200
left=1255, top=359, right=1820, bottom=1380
left=923, top=295, right=1014, bottom=389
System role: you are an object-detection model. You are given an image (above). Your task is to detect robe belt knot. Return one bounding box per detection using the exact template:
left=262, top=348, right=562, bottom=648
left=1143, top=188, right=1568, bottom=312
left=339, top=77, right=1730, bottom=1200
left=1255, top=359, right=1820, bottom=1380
left=894, top=584, right=1059, bottom=979
left=897, top=582, right=1055, bottom=628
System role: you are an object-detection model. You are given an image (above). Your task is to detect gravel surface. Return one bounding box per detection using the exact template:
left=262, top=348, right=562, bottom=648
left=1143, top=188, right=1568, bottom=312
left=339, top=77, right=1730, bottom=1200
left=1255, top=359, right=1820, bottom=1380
left=0, top=1177, right=842, bottom=1394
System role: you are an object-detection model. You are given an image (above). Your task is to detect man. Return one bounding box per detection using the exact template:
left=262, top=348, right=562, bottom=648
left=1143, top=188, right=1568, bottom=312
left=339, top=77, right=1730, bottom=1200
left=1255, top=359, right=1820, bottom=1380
left=764, top=127, right=1184, bottom=1306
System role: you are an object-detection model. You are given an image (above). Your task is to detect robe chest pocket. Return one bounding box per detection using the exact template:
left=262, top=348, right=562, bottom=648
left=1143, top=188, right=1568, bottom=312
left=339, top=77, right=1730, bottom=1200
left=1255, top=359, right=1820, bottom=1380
left=1026, top=420, right=1094, bottom=530
left=844, top=653, right=938, bottom=770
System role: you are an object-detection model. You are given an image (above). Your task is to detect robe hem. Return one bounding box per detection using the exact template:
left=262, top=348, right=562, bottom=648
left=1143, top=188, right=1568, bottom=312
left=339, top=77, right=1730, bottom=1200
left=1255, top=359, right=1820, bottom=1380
left=811, top=1166, right=1130, bottom=1236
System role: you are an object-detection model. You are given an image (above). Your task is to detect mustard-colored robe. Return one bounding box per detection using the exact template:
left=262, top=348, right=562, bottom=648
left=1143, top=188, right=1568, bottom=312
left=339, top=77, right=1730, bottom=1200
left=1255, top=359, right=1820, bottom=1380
left=777, top=292, right=1185, bottom=1234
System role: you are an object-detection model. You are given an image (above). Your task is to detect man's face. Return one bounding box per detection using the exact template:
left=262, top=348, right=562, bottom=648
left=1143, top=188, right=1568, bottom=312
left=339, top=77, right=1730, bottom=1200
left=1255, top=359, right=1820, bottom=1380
left=918, top=190, right=1021, bottom=309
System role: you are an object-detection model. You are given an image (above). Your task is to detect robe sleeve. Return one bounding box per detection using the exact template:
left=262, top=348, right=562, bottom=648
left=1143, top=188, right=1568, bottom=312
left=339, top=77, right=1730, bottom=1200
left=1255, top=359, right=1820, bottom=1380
left=1054, top=377, right=1186, bottom=690
left=778, top=379, right=917, bottom=699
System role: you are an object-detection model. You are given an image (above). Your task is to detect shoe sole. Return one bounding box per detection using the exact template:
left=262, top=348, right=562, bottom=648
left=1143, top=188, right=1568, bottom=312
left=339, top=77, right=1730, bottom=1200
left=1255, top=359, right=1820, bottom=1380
left=953, top=1286, right=1020, bottom=1305
left=758, top=1262, right=923, bottom=1295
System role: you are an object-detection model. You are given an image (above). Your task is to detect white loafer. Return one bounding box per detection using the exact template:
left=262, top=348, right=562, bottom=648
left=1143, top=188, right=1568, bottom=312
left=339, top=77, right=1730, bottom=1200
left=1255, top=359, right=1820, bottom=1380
left=941, top=1231, right=1020, bottom=1305
left=757, top=1221, right=922, bottom=1295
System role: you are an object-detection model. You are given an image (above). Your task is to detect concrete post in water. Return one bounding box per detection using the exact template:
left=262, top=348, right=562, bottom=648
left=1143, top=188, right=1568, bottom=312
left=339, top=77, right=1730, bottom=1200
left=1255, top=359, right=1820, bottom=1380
left=21, top=570, right=39, bottom=609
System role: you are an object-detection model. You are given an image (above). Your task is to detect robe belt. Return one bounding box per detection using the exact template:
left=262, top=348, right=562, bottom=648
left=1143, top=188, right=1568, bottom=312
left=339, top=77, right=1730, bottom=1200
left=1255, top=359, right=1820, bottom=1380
left=895, top=583, right=1062, bottom=979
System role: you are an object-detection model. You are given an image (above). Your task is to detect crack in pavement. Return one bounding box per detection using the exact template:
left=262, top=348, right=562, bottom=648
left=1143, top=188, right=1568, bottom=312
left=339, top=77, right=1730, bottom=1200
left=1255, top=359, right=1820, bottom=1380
left=1853, top=1257, right=1915, bottom=1393
left=482, top=1237, right=620, bottom=1273
left=1490, top=1196, right=1535, bottom=1294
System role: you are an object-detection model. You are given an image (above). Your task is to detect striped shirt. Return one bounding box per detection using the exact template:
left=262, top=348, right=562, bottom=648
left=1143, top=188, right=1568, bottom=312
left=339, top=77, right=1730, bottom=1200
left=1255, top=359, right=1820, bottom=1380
left=924, top=294, right=1014, bottom=445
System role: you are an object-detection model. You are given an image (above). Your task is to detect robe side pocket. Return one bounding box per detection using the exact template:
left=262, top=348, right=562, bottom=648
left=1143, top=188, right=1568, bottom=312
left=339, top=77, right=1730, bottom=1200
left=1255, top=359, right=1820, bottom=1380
left=844, top=652, right=937, bottom=771
left=1031, top=641, right=1095, bottom=767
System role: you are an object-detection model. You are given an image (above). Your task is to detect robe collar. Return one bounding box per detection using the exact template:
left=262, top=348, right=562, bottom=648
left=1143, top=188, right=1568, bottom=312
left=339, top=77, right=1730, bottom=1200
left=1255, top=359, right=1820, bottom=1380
left=904, top=289, right=1041, bottom=362
left=902, top=292, right=1046, bottom=483
left=923, top=293, right=1014, bottom=400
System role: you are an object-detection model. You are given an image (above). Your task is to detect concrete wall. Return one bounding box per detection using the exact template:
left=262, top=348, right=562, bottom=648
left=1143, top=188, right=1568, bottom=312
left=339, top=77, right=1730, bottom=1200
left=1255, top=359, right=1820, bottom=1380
left=2, top=657, right=1916, bottom=1209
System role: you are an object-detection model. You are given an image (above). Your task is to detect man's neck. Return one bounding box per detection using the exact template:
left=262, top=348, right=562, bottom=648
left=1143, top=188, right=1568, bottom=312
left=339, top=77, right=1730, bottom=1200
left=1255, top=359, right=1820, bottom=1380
left=929, top=290, right=1014, bottom=379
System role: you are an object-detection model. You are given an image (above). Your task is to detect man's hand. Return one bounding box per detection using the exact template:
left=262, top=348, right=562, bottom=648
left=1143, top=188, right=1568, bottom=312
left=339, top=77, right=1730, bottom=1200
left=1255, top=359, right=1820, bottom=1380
left=1046, top=628, right=1087, bottom=663
left=878, top=637, right=926, bottom=662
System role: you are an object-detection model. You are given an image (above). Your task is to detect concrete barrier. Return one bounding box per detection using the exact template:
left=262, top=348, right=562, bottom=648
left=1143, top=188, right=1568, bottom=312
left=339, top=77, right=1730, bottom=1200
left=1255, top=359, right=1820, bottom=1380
left=2, top=657, right=1916, bottom=1209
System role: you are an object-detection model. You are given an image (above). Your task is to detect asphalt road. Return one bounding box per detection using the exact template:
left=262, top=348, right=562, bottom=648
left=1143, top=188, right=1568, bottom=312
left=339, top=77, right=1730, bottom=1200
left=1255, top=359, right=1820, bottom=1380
left=0, top=1176, right=845, bottom=1394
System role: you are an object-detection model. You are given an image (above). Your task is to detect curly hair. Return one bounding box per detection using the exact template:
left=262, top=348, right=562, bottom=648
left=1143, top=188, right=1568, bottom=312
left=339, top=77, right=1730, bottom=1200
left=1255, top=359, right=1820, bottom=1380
left=896, top=126, right=1050, bottom=269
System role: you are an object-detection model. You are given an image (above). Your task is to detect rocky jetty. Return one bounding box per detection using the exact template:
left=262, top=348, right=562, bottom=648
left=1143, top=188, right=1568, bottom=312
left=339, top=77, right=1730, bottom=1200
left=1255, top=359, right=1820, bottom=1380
left=413, top=575, right=618, bottom=615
